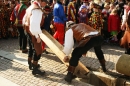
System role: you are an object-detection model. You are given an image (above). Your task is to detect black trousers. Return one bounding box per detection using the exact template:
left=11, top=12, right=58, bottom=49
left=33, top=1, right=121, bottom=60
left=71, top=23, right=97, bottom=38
left=69, top=35, right=105, bottom=67
left=17, top=26, right=27, bottom=50
left=26, top=33, right=41, bottom=61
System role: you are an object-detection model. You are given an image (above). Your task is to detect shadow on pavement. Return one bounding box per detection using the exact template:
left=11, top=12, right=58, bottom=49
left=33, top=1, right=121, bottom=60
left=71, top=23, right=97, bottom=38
left=0, top=56, right=26, bottom=72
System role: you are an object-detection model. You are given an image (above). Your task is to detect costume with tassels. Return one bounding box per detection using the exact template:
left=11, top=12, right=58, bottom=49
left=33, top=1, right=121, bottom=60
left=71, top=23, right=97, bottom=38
left=10, top=0, right=28, bottom=52
left=67, top=1, right=76, bottom=22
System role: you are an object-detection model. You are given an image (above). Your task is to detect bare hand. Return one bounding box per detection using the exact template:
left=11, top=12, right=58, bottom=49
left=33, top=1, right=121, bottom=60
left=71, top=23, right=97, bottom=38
left=36, top=37, right=41, bottom=43
left=63, top=56, right=70, bottom=62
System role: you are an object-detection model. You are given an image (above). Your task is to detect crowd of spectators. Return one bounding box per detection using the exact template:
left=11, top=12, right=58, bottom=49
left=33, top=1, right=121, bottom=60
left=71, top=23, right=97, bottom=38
left=0, top=0, right=129, bottom=45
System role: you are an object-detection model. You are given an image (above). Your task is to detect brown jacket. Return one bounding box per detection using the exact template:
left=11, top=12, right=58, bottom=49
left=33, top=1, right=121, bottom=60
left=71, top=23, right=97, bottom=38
left=71, top=23, right=99, bottom=47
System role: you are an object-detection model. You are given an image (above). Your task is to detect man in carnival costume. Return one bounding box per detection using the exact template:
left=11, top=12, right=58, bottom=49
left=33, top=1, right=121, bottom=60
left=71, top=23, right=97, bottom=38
left=23, top=0, right=46, bottom=75
left=10, top=0, right=28, bottom=53
left=67, top=0, right=76, bottom=22
left=63, top=21, right=107, bottom=83
left=121, top=0, right=130, bottom=54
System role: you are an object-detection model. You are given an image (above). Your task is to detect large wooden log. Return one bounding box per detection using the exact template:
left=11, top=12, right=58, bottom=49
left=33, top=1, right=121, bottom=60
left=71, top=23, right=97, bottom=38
left=39, top=30, right=89, bottom=78
left=116, top=54, right=130, bottom=76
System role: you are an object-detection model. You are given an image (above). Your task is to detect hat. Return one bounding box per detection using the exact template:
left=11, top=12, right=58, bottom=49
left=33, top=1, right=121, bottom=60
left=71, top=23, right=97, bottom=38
left=93, top=3, right=101, bottom=9
left=20, top=0, right=28, bottom=2
left=44, top=5, right=51, bottom=11
left=66, top=21, right=75, bottom=28
left=80, top=5, right=87, bottom=10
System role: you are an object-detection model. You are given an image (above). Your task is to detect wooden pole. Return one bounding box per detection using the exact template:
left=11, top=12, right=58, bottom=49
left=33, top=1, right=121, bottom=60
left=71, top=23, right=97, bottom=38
left=39, top=30, right=130, bottom=85
left=39, top=30, right=89, bottom=78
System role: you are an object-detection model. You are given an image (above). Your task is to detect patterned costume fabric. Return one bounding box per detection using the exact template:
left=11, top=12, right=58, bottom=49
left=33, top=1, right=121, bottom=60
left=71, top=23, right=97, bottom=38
left=10, top=3, right=28, bottom=51
left=67, top=2, right=76, bottom=22
left=0, top=4, right=9, bottom=39
left=88, top=12, right=103, bottom=33
left=8, top=7, right=18, bottom=38
left=79, top=11, right=88, bottom=23
left=10, top=3, right=27, bottom=26
left=78, top=5, right=88, bottom=24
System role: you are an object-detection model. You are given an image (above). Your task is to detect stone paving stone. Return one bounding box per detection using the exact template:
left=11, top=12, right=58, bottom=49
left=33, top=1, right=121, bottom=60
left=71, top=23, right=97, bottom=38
left=0, top=38, right=127, bottom=86
left=92, top=61, right=100, bottom=69
left=106, top=61, right=114, bottom=70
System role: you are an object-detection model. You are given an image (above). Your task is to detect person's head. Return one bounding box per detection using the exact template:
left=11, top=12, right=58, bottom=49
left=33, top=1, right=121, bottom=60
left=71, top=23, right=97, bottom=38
left=15, top=0, right=19, bottom=5
left=30, top=0, right=35, bottom=4
left=110, top=3, right=115, bottom=9
left=20, top=0, right=28, bottom=5
left=80, top=5, right=87, bottom=12
left=104, top=3, right=110, bottom=9
left=4, top=0, right=8, bottom=4
left=89, top=1, right=94, bottom=9
left=35, top=0, right=48, bottom=7
left=10, top=0, right=15, bottom=8
left=0, top=0, right=3, bottom=6
left=43, top=5, right=51, bottom=14
left=126, top=0, right=130, bottom=4
left=128, top=2, right=130, bottom=7
left=93, top=3, right=101, bottom=12
left=111, top=8, right=117, bottom=15
left=66, top=21, right=75, bottom=29
left=82, top=0, right=89, bottom=5
left=53, top=0, right=56, bottom=4
left=56, top=0, right=64, bottom=4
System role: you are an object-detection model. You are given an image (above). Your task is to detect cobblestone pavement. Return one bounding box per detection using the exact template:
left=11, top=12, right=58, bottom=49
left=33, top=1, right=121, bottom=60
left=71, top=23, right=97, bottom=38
left=0, top=38, right=126, bottom=86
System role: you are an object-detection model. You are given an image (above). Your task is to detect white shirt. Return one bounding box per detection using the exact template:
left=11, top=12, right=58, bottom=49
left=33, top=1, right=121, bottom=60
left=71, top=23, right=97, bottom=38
left=30, top=9, right=43, bottom=38
left=63, top=29, right=74, bottom=56
left=122, top=8, right=130, bottom=25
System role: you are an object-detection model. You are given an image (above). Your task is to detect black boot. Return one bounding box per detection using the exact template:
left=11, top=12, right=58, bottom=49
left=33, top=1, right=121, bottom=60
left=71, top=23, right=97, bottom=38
left=28, top=61, right=33, bottom=70
left=64, top=66, right=76, bottom=83
left=28, top=58, right=33, bottom=70
left=99, top=59, right=107, bottom=72
left=28, top=61, right=40, bottom=70
left=28, top=58, right=40, bottom=70
left=32, top=65, right=45, bottom=75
